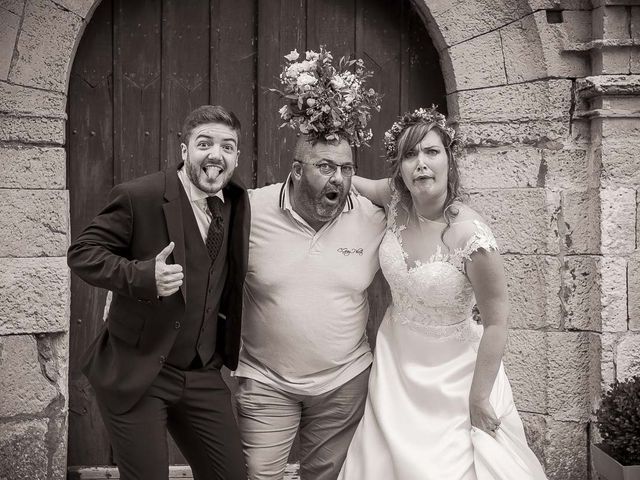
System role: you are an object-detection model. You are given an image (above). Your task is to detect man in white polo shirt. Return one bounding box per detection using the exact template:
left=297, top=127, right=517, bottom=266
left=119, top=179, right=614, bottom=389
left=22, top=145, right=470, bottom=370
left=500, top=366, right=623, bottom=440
left=234, top=136, right=386, bottom=480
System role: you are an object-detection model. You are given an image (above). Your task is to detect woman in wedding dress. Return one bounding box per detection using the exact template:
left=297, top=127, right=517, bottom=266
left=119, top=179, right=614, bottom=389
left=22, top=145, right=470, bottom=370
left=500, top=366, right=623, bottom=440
left=337, top=107, right=547, bottom=480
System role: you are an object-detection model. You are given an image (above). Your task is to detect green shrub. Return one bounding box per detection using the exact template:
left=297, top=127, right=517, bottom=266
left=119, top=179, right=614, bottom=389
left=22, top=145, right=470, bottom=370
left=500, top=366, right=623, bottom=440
left=596, top=376, right=640, bottom=466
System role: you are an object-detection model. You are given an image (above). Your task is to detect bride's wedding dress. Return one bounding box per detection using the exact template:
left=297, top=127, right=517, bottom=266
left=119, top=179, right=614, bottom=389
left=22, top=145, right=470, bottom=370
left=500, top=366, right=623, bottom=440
left=338, top=190, right=547, bottom=480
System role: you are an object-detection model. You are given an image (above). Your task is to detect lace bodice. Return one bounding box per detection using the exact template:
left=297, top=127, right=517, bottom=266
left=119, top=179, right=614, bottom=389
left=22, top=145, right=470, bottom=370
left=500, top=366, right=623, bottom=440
left=379, top=187, right=499, bottom=341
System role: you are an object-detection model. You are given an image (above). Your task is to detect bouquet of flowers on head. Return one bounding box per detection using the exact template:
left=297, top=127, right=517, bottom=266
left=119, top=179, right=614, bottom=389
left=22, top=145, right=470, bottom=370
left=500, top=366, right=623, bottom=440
left=271, top=46, right=381, bottom=146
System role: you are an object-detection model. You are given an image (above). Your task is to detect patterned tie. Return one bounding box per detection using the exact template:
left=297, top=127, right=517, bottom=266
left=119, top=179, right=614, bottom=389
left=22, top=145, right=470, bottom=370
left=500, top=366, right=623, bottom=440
left=205, top=196, right=224, bottom=260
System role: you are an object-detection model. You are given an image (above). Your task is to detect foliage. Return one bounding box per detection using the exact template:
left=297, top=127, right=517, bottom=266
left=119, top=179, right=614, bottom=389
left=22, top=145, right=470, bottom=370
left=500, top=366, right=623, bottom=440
left=270, top=46, right=381, bottom=146
left=383, top=105, right=456, bottom=161
left=596, top=375, right=640, bottom=466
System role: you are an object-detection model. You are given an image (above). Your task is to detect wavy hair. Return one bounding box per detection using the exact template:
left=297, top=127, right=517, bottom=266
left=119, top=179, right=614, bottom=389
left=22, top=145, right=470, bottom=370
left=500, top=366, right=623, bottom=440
left=388, top=121, right=464, bottom=246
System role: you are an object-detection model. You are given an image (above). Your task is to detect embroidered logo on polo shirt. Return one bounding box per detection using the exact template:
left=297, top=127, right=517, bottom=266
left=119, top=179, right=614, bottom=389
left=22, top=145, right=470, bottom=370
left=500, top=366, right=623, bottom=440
left=337, top=248, right=363, bottom=256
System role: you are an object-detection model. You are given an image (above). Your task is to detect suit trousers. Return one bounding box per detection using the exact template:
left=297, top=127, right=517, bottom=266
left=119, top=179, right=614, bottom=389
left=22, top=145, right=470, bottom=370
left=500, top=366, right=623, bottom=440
left=235, top=366, right=370, bottom=480
left=96, top=363, right=246, bottom=480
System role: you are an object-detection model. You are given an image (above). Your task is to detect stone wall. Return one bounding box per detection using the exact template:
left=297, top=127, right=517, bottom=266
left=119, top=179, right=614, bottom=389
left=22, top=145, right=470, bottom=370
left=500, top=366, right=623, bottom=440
left=0, top=0, right=93, bottom=478
left=420, top=1, right=639, bottom=479
left=0, top=0, right=637, bottom=479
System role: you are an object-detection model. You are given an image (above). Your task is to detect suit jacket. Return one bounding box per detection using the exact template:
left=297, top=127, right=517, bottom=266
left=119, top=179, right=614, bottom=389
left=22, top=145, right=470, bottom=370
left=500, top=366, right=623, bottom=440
left=67, top=163, right=250, bottom=413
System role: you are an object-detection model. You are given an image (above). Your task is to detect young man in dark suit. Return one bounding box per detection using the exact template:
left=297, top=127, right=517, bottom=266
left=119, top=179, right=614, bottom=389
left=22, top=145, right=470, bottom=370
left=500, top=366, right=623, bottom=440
left=68, top=105, right=250, bottom=480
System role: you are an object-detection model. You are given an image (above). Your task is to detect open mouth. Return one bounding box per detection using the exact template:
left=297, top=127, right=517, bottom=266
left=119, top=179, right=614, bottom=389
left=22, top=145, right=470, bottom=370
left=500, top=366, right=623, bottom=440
left=203, top=164, right=223, bottom=180
left=325, top=191, right=339, bottom=202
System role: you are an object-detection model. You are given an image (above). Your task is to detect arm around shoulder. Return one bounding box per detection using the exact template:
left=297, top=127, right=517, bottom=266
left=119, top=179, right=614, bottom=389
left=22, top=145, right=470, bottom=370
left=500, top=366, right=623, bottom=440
left=351, top=176, right=392, bottom=208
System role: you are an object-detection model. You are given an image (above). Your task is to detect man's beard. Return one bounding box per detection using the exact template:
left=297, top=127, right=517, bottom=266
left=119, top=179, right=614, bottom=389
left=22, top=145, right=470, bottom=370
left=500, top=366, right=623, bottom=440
left=185, top=153, right=227, bottom=194
left=297, top=174, right=347, bottom=223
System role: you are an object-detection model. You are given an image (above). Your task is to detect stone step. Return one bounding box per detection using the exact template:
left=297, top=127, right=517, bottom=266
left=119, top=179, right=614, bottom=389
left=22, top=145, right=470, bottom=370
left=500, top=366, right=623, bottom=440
left=68, top=464, right=301, bottom=479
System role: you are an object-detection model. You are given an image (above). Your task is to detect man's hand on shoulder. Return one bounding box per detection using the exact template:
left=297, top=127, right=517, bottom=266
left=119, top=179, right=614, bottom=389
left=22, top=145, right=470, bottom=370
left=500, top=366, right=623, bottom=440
left=155, top=242, right=183, bottom=297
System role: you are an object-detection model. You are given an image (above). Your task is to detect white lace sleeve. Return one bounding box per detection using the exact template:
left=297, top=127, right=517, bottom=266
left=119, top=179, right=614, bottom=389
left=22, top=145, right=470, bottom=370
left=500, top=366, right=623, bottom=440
left=458, top=220, right=499, bottom=272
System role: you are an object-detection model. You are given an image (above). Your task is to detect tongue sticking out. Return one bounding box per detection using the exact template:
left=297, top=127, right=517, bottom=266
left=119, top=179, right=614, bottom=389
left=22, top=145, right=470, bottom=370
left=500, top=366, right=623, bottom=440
left=203, top=165, right=221, bottom=180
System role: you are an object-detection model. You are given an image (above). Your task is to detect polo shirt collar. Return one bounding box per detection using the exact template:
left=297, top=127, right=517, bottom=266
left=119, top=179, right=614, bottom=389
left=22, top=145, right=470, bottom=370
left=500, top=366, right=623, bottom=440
left=279, top=173, right=354, bottom=213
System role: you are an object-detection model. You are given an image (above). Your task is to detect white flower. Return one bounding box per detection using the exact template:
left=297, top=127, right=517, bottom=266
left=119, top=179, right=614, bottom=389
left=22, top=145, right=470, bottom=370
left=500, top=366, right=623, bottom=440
left=330, top=76, right=345, bottom=90
left=284, top=49, right=300, bottom=61
left=296, top=72, right=318, bottom=87
left=306, top=98, right=316, bottom=107
left=305, top=50, right=319, bottom=61
left=278, top=105, right=288, bottom=117
left=300, top=60, right=316, bottom=72
left=286, top=63, right=305, bottom=78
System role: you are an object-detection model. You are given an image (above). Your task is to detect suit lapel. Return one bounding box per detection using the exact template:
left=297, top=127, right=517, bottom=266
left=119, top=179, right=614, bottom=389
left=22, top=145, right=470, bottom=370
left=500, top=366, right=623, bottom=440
left=163, top=165, right=187, bottom=302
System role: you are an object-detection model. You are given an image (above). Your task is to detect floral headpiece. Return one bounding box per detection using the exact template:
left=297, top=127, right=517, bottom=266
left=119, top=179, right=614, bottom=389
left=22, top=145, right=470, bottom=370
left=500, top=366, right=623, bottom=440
left=270, top=46, right=381, bottom=147
left=383, top=106, right=456, bottom=161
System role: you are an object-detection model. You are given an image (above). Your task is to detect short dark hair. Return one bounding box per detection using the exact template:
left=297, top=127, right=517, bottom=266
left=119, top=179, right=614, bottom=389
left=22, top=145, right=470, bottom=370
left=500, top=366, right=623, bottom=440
left=181, top=105, right=241, bottom=145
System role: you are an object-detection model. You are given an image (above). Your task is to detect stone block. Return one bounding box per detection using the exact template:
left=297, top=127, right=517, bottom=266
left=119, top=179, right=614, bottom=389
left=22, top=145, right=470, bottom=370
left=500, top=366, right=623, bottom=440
left=37, top=331, right=69, bottom=402
left=468, top=188, right=559, bottom=254
left=0, top=146, right=66, bottom=189
left=600, top=188, right=636, bottom=254
left=633, top=7, right=640, bottom=37
left=593, top=46, right=633, bottom=75
left=451, top=80, right=572, bottom=145
left=0, top=4, right=20, bottom=79
left=456, top=119, right=571, bottom=146
left=632, top=47, right=640, bottom=74
left=0, top=189, right=69, bottom=257
left=600, top=256, right=628, bottom=332
left=459, top=146, right=541, bottom=189
left=0, top=0, right=26, bottom=16
left=528, top=0, right=592, bottom=8
left=8, top=0, right=83, bottom=92
left=548, top=332, right=599, bottom=422
left=0, top=335, right=59, bottom=417
left=522, top=11, right=591, bottom=85
left=0, top=114, right=65, bottom=144
left=544, top=419, right=589, bottom=480
left=562, top=256, right=602, bottom=331
left=0, top=257, right=69, bottom=335
left=454, top=79, right=572, bottom=123
left=504, top=329, right=548, bottom=414
left=519, top=412, right=547, bottom=470
left=600, top=137, right=640, bottom=188
left=616, top=334, right=640, bottom=381
left=427, top=0, right=534, bottom=47
left=560, top=190, right=600, bottom=255
left=601, top=118, right=640, bottom=144
left=629, top=252, right=640, bottom=330
left=601, top=359, right=615, bottom=391
left=0, top=419, right=49, bottom=480
left=448, top=30, right=507, bottom=90
left=0, top=81, right=67, bottom=116
left=52, top=0, right=95, bottom=18
left=49, top=412, right=68, bottom=480
left=593, top=6, right=631, bottom=40
left=543, top=148, right=592, bottom=191
left=503, top=254, right=562, bottom=330
left=501, top=14, right=547, bottom=83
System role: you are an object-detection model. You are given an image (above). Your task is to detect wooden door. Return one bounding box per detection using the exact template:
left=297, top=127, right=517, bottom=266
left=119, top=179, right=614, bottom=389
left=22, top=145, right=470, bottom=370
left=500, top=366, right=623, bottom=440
left=67, top=0, right=446, bottom=467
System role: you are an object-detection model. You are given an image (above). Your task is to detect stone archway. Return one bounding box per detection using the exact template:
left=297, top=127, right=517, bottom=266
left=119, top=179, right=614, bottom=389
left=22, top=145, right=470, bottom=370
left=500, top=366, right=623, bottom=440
left=4, top=1, right=639, bottom=479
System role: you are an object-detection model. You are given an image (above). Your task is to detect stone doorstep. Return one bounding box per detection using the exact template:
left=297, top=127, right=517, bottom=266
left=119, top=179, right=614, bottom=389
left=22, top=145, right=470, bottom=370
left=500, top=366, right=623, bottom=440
left=67, top=464, right=301, bottom=479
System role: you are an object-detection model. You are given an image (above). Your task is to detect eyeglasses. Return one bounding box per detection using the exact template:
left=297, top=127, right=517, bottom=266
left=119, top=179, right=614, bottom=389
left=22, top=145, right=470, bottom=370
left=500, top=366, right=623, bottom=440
left=296, top=161, right=356, bottom=177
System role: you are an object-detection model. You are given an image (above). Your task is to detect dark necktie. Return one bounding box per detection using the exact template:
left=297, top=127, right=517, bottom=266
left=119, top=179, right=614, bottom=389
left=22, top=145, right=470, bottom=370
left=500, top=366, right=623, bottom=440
left=205, top=196, right=224, bottom=260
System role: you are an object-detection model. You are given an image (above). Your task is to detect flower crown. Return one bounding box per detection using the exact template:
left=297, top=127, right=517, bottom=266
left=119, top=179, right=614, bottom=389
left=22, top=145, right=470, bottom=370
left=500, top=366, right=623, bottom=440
left=383, top=106, right=456, bottom=161
left=270, top=46, right=381, bottom=147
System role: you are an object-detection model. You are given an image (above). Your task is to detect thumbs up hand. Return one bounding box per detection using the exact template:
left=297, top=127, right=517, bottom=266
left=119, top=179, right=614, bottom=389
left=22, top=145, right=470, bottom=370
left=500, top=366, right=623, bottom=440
left=155, top=242, right=183, bottom=297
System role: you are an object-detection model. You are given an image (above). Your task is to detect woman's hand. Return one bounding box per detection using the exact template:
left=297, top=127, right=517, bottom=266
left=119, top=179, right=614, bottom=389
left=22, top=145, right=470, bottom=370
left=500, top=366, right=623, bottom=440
left=470, top=397, right=501, bottom=437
